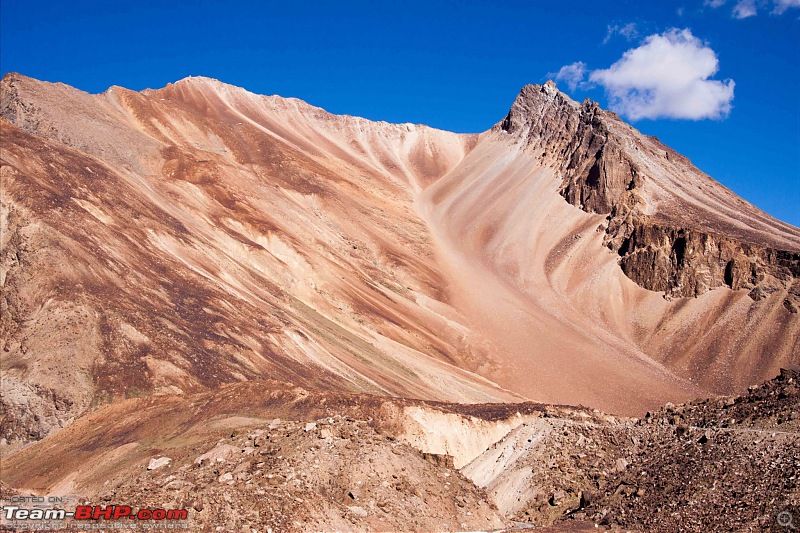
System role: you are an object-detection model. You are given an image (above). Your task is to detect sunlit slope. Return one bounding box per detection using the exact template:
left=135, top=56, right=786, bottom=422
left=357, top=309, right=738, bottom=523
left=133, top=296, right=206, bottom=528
left=1, top=74, right=797, bottom=437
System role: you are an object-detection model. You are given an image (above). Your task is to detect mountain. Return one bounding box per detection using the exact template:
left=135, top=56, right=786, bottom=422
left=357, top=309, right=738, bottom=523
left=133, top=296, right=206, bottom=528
left=2, top=73, right=799, bottom=533
left=1, top=74, right=798, bottom=448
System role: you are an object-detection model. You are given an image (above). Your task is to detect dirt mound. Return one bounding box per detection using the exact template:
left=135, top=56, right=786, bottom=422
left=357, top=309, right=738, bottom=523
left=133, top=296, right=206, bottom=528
left=100, top=416, right=505, bottom=532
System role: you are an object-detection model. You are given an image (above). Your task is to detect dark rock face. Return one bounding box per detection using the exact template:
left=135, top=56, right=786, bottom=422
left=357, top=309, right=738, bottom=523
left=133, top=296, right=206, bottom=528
left=498, top=82, right=642, bottom=215
left=617, top=222, right=800, bottom=308
left=500, top=82, right=800, bottom=311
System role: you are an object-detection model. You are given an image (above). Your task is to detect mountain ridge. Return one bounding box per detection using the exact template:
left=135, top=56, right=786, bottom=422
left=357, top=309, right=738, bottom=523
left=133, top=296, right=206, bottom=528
left=1, top=73, right=798, bottom=447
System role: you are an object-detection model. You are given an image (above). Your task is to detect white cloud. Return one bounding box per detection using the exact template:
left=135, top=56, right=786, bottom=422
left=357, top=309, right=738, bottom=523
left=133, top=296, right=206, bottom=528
left=551, top=62, right=587, bottom=91
left=604, top=23, right=639, bottom=44
left=733, top=0, right=758, bottom=18
left=588, top=28, right=735, bottom=120
left=773, top=0, right=800, bottom=13
left=706, top=0, right=799, bottom=17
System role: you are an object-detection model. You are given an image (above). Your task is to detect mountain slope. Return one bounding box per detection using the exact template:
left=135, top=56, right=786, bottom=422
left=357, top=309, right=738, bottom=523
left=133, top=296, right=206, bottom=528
left=418, top=81, right=799, bottom=411
left=1, top=74, right=798, bottom=442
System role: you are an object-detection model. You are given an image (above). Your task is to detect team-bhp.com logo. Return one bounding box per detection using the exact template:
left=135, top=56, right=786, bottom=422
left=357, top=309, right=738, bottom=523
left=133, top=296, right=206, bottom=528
left=2, top=501, right=189, bottom=531
left=4, top=505, right=187, bottom=521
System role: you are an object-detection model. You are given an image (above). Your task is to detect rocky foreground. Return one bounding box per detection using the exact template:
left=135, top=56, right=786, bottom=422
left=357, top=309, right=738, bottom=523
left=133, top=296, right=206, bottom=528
left=566, top=368, right=800, bottom=531
left=1, top=369, right=797, bottom=532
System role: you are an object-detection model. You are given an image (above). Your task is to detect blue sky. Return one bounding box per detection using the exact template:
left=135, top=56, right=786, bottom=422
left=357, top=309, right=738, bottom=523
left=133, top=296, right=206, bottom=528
left=2, top=0, right=798, bottom=225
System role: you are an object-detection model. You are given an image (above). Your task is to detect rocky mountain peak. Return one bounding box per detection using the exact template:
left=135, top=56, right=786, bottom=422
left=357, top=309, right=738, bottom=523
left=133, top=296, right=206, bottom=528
left=493, top=79, right=800, bottom=312
left=497, top=81, right=582, bottom=138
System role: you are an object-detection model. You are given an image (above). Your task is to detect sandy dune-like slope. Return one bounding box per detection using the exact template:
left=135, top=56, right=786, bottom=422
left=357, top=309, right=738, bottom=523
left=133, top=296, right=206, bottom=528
left=1, top=73, right=798, bottom=440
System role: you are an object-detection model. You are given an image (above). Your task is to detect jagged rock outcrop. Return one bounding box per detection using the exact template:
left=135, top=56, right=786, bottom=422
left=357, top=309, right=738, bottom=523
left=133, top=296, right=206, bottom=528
left=616, top=223, right=800, bottom=310
left=499, top=81, right=800, bottom=311
left=499, top=82, right=643, bottom=214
